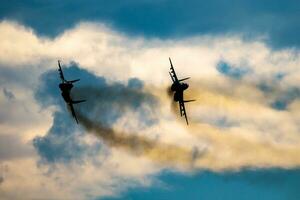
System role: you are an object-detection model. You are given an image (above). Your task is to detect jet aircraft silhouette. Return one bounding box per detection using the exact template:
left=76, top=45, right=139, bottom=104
left=169, top=58, right=195, bottom=125
left=58, top=60, right=85, bottom=123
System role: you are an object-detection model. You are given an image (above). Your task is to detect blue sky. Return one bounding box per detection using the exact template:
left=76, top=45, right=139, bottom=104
left=1, top=0, right=300, bottom=48
left=1, top=1, right=300, bottom=200
left=103, top=169, right=300, bottom=200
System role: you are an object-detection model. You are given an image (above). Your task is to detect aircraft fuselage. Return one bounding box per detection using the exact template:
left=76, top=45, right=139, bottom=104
left=59, top=82, right=73, bottom=103
left=171, top=82, right=189, bottom=102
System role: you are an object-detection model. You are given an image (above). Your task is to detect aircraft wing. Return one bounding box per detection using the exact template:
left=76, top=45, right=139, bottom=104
left=179, top=100, right=189, bottom=125
left=169, top=57, right=179, bottom=83
left=68, top=103, right=79, bottom=124
left=58, top=60, right=66, bottom=82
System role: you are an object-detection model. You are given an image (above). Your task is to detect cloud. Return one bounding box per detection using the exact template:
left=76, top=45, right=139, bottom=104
left=33, top=63, right=159, bottom=163
left=33, top=63, right=201, bottom=168
left=2, top=88, right=15, bottom=100
left=1, top=0, right=300, bottom=49
left=32, top=111, right=101, bottom=163
left=37, top=62, right=300, bottom=172
left=216, top=61, right=251, bottom=79
left=1, top=20, right=300, bottom=199
left=105, top=168, right=300, bottom=200
left=270, top=87, right=300, bottom=110
left=77, top=111, right=201, bottom=168
left=0, top=134, right=34, bottom=161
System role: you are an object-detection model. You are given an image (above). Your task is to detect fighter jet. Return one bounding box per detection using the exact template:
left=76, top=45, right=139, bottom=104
left=169, top=58, right=195, bottom=125
left=58, top=60, right=85, bottom=124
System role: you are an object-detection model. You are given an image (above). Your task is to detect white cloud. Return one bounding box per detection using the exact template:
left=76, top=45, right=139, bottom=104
left=1, top=20, right=300, bottom=199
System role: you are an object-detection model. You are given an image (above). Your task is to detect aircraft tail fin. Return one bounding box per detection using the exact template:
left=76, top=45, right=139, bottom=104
left=72, top=100, right=86, bottom=104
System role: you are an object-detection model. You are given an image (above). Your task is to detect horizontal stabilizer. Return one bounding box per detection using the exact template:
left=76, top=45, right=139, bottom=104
left=179, top=77, right=190, bottom=82
left=70, top=79, right=80, bottom=83
left=72, top=100, right=86, bottom=104
left=184, top=100, right=196, bottom=103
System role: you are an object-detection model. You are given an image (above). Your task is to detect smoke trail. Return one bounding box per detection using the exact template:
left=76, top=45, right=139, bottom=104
left=72, top=84, right=159, bottom=128
left=77, top=111, right=202, bottom=168
left=166, top=86, right=180, bottom=118
left=166, top=86, right=173, bottom=98
left=35, top=65, right=203, bottom=167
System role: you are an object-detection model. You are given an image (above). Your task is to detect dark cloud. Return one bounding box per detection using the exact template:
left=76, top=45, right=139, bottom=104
left=0, top=134, right=33, bottom=161
left=270, top=88, right=300, bottom=111
left=33, top=62, right=158, bottom=163
left=72, top=81, right=157, bottom=127
left=33, top=111, right=101, bottom=163
left=0, top=66, right=47, bottom=126
left=258, top=83, right=300, bottom=111
left=0, top=163, right=5, bottom=185
left=1, top=0, right=299, bottom=49
left=0, top=65, right=40, bottom=88
left=3, top=88, right=15, bottom=100
left=0, top=164, right=6, bottom=185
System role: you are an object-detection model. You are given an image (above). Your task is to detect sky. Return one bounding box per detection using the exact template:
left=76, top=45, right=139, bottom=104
left=0, top=1, right=300, bottom=199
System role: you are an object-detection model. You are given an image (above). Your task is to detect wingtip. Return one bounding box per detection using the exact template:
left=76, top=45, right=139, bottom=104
left=58, top=60, right=62, bottom=68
